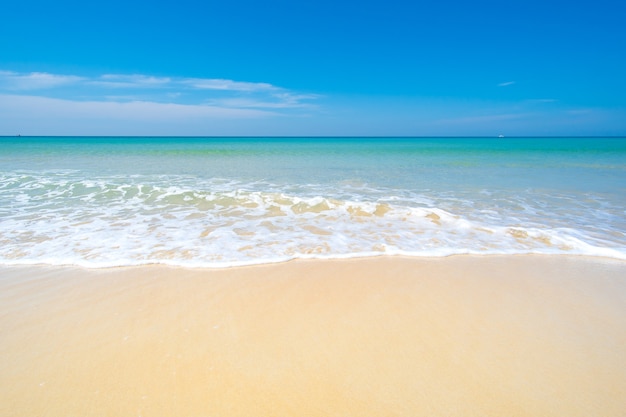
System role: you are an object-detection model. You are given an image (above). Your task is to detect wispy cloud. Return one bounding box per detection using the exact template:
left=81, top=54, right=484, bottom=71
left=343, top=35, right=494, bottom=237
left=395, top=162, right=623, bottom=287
left=183, top=78, right=276, bottom=92
left=0, top=70, right=83, bottom=90
left=208, top=93, right=322, bottom=109
left=525, top=98, right=558, bottom=104
left=90, top=74, right=172, bottom=88
left=497, top=81, right=516, bottom=87
left=0, top=93, right=280, bottom=135
left=1, top=94, right=272, bottom=118
left=0, top=69, right=324, bottom=135
left=0, top=69, right=321, bottom=111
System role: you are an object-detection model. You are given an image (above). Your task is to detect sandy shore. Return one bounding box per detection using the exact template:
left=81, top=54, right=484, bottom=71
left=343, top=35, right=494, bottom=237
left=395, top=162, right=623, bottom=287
left=1, top=255, right=625, bottom=416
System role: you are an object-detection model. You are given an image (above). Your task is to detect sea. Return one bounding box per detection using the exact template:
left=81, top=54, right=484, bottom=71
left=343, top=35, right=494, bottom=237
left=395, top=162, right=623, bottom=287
left=1, top=136, right=625, bottom=268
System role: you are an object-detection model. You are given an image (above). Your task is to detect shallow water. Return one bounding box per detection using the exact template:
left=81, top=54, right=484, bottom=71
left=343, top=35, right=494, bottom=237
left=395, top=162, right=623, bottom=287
left=1, top=136, right=625, bottom=267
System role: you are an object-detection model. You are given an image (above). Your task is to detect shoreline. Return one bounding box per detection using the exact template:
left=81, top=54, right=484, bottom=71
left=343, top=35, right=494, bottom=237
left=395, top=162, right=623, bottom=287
left=2, top=251, right=626, bottom=271
left=1, top=255, right=625, bottom=416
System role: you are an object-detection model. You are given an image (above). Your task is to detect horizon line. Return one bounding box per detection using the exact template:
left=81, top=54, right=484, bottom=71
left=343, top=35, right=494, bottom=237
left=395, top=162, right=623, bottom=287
left=2, top=135, right=626, bottom=139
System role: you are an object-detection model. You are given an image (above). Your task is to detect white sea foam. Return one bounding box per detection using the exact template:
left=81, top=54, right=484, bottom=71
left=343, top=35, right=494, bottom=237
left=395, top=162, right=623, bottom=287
left=1, top=171, right=625, bottom=268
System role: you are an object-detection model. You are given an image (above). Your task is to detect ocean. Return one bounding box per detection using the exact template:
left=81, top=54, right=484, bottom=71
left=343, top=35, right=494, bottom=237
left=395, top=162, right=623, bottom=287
left=1, top=136, right=625, bottom=267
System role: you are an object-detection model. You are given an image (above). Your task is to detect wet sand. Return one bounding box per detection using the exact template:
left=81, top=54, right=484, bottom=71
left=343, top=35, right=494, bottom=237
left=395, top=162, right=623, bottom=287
left=1, top=255, right=625, bottom=416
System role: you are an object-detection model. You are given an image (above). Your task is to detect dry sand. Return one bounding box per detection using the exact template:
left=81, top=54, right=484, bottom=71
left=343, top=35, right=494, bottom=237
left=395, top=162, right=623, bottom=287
left=1, top=255, right=625, bottom=416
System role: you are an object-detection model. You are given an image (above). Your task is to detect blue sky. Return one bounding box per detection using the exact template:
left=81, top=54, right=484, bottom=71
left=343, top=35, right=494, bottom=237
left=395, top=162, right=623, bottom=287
left=1, top=0, right=625, bottom=136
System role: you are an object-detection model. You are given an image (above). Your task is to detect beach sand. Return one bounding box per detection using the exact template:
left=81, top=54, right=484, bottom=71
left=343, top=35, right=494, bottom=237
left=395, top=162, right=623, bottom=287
left=1, top=255, right=625, bottom=416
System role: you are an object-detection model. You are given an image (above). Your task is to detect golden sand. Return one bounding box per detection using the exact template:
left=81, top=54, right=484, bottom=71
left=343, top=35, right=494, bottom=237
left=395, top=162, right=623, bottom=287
left=1, top=256, right=625, bottom=416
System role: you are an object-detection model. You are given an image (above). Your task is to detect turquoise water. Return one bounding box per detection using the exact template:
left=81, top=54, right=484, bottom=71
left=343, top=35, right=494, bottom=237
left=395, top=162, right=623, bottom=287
left=1, top=136, right=625, bottom=267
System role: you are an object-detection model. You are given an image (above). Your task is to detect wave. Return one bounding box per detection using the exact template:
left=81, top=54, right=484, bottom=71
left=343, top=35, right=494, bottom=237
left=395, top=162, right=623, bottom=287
left=1, top=172, right=625, bottom=268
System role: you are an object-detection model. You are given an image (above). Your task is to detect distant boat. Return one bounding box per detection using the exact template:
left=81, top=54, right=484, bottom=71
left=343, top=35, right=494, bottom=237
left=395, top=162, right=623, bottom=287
left=498, top=134, right=505, bottom=138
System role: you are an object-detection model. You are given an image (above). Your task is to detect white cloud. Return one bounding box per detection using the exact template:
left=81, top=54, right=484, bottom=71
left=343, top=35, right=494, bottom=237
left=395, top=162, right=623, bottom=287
left=0, top=69, right=320, bottom=112
left=0, top=69, right=325, bottom=134
left=92, top=75, right=280, bottom=93
left=0, top=94, right=273, bottom=119
left=0, top=94, right=279, bottom=135
left=208, top=92, right=322, bottom=109
left=272, top=92, right=322, bottom=105
left=0, top=70, right=83, bottom=90
left=497, top=81, right=516, bottom=87
left=525, top=98, right=558, bottom=104
left=90, top=74, right=172, bottom=88
left=183, top=78, right=277, bottom=92
left=93, top=74, right=282, bottom=93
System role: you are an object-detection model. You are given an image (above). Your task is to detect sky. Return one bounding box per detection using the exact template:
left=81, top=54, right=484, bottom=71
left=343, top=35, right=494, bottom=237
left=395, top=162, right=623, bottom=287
left=1, top=0, right=625, bottom=136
